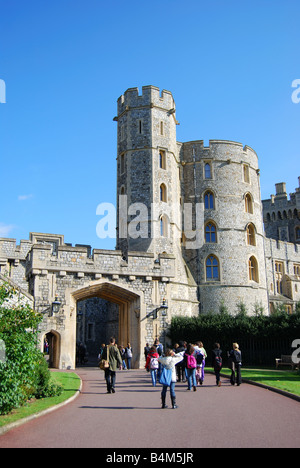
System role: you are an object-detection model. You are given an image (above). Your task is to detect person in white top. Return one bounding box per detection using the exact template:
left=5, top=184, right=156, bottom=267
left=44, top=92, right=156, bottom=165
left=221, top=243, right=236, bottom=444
left=158, top=349, right=183, bottom=409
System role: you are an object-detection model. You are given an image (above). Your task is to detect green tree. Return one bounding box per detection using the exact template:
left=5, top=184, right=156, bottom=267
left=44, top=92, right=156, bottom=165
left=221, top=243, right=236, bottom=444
left=0, top=281, right=61, bottom=415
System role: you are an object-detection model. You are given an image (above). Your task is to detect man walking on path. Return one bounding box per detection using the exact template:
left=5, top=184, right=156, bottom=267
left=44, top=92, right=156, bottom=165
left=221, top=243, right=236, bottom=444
left=102, top=337, right=122, bottom=393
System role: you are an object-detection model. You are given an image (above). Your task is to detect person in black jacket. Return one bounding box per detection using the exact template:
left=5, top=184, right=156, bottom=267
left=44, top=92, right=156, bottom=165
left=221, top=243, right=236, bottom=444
left=211, top=343, right=223, bottom=387
left=175, top=341, right=186, bottom=382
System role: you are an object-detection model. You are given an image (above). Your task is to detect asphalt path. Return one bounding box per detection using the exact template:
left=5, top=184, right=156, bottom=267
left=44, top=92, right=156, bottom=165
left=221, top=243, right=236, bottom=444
left=0, top=368, right=299, bottom=449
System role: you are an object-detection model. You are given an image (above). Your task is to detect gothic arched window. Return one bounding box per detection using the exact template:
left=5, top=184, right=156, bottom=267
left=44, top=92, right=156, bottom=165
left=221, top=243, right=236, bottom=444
left=245, top=193, right=253, bottom=214
left=246, top=223, right=256, bottom=246
left=249, top=256, right=259, bottom=283
left=205, top=222, right=217, bottom=243
left=204, top=190, right=214, bottom=210
left=206, top=255, right=220, bottom=281
left=160, top=184, right=167, bottom=202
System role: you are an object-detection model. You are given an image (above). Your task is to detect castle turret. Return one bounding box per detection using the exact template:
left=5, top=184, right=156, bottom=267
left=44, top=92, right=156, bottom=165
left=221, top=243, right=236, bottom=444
left=115, top=86, right=181, bottom=257
left=181, top=140, right=269, bottom=314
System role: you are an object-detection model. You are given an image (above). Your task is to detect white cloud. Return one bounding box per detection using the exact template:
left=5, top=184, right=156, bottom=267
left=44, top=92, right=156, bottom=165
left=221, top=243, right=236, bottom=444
left=0, top=223, right=15, bottom=237
left=18, top=194, right=33, bottom=201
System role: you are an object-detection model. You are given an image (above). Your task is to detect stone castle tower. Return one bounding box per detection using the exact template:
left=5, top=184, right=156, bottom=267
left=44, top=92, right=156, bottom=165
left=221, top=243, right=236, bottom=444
left=115, top=86, right=269, bottom=314
left=115, top=86, right=181, bottom=256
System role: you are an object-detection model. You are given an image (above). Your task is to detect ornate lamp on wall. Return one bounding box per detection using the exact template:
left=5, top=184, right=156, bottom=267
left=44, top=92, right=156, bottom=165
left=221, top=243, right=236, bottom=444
left=147, top=298, right=168, bottom=319
left=52, top=296, right=61, bottom=315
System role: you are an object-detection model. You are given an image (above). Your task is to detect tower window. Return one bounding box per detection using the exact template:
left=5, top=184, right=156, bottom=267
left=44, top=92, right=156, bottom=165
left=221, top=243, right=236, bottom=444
left=246, top=223, right=256, bottom=246
left=205, top=222, right=217, bottom=243
left=160, top=183, right=167, bottom=202
left=159, top=150, right=166, bottom=169
left=245, top=193, right=253, bottom=214
left=249, top=256, right=259, bottom=283
left=275, top=260, right=284, bottom=294
left=243, top=164, right=250, bottom=183
left=160, top=215, right=169, bottom=237
left=204, top=162, right=212, bottom=179
left=138, top=120, right=143, bottom=134
left=160, top=121, right=164, bottom=135
left=206, top=255, right=220, bottom=281
left=204, top=190, right=214, bottom=209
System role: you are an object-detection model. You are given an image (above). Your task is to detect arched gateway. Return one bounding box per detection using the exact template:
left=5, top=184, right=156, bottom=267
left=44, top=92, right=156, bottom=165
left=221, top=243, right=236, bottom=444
left=71, top=281, right=142, bottom=368
left=41, top=280, right=145, bottom=370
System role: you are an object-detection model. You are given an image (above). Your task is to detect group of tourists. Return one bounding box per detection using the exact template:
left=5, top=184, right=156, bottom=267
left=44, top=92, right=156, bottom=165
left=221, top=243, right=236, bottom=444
left=144, top=339, right=242, bottom=409
left=99, top=337, right=242, bottom=407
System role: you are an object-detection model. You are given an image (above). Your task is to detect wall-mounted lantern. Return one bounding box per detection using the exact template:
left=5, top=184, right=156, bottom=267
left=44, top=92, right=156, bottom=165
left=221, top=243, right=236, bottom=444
left=147, top=298, right=168, bottom=320
left=52, top=296, right=61, bottom=315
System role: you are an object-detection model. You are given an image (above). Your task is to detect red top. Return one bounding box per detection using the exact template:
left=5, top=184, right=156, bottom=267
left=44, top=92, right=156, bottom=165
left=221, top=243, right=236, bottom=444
left=145, top=351, right=159, bottom=370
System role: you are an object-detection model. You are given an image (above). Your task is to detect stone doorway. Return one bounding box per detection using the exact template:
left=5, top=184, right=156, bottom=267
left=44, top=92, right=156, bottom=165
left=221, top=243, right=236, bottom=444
left=71, top=281, right=142, bottom=369
left=44, top=330, right=61, bottom=368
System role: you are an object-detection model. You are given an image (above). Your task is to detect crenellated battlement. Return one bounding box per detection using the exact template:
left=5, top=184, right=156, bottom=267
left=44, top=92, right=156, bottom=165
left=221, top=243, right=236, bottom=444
left=0, top=237, right=32, bottom=261
left=117, top=86, right=175, bottom=115
left=181, top=139, right=258, bottom=166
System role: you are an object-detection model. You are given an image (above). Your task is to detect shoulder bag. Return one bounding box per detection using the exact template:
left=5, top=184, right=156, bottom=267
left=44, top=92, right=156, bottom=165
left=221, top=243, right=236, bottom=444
left=159, top=366, right=172, bottom=386
left=99, top=345, right=110, bottom=370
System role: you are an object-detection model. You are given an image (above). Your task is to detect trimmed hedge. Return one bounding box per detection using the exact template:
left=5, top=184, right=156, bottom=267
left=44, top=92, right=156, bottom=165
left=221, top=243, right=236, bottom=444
left=168, top=309, right=300, bottom=366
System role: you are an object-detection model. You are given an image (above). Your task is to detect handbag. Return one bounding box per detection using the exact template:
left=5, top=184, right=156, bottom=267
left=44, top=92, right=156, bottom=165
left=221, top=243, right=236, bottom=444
left=99, top=345, right=110, bottom=370
left=159, top=366, right=172, bottom=386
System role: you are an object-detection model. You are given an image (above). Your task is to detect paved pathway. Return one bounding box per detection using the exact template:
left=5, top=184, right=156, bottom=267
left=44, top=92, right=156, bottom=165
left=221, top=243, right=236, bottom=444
left=0, top=368, right=299, bottom=448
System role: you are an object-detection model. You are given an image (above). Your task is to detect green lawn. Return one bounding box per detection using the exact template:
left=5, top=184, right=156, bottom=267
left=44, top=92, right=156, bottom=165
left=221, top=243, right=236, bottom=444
left=208, top=367, right=300, bottom=397
left=0, top=371, right=81, bottom=428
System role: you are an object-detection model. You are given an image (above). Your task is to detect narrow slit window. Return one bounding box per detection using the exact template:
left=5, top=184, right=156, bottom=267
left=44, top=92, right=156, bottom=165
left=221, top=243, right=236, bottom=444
left=205, top=163, right=212, bottom=179
left=159, top=150, right=166, bottom=169
left=160, top=121, right=164, bottom=135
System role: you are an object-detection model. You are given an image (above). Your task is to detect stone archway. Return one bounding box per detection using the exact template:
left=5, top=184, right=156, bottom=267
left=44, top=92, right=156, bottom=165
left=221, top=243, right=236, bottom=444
left=68, top=281, right=143, bottom=369
left=43, top=330, right=61, bottom=369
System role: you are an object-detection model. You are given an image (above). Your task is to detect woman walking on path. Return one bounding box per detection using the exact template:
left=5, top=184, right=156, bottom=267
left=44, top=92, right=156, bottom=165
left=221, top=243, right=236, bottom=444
left=211, top=342, right=223, bottom=386
left=184, top=344, right=197, bottom=391
left=194, top=342, right=205, bottom=386
left=196, top=341, right=207, bottom=385
left=145, top=346, right=159, bottom=386
left=158, top=349, right=183, bottom=409
left=229, top=343, right=242, bottom=386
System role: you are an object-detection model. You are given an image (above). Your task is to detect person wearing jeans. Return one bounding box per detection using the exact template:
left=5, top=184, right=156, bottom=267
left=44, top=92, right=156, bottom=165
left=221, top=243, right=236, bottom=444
left=184, top=344, right=197, bottom=391
left=158, top=349, right=183, bottom=409
left=145, top=346, right=159, bottom=386
left=186, top=367, right=197, bottom=391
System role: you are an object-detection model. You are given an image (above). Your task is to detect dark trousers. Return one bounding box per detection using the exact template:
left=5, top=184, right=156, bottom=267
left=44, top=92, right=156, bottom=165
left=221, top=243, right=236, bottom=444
left=215, top=369, right=221, bottom=385
left=105, top=369, right=116, bottom=392
left=176, top=364, right=185, bottom=382
left=230, top=364, right=242, bottom=385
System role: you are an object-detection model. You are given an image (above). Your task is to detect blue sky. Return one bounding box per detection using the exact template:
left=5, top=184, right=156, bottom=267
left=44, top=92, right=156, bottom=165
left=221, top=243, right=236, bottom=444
left=0, top=0, right=299, bottom=251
